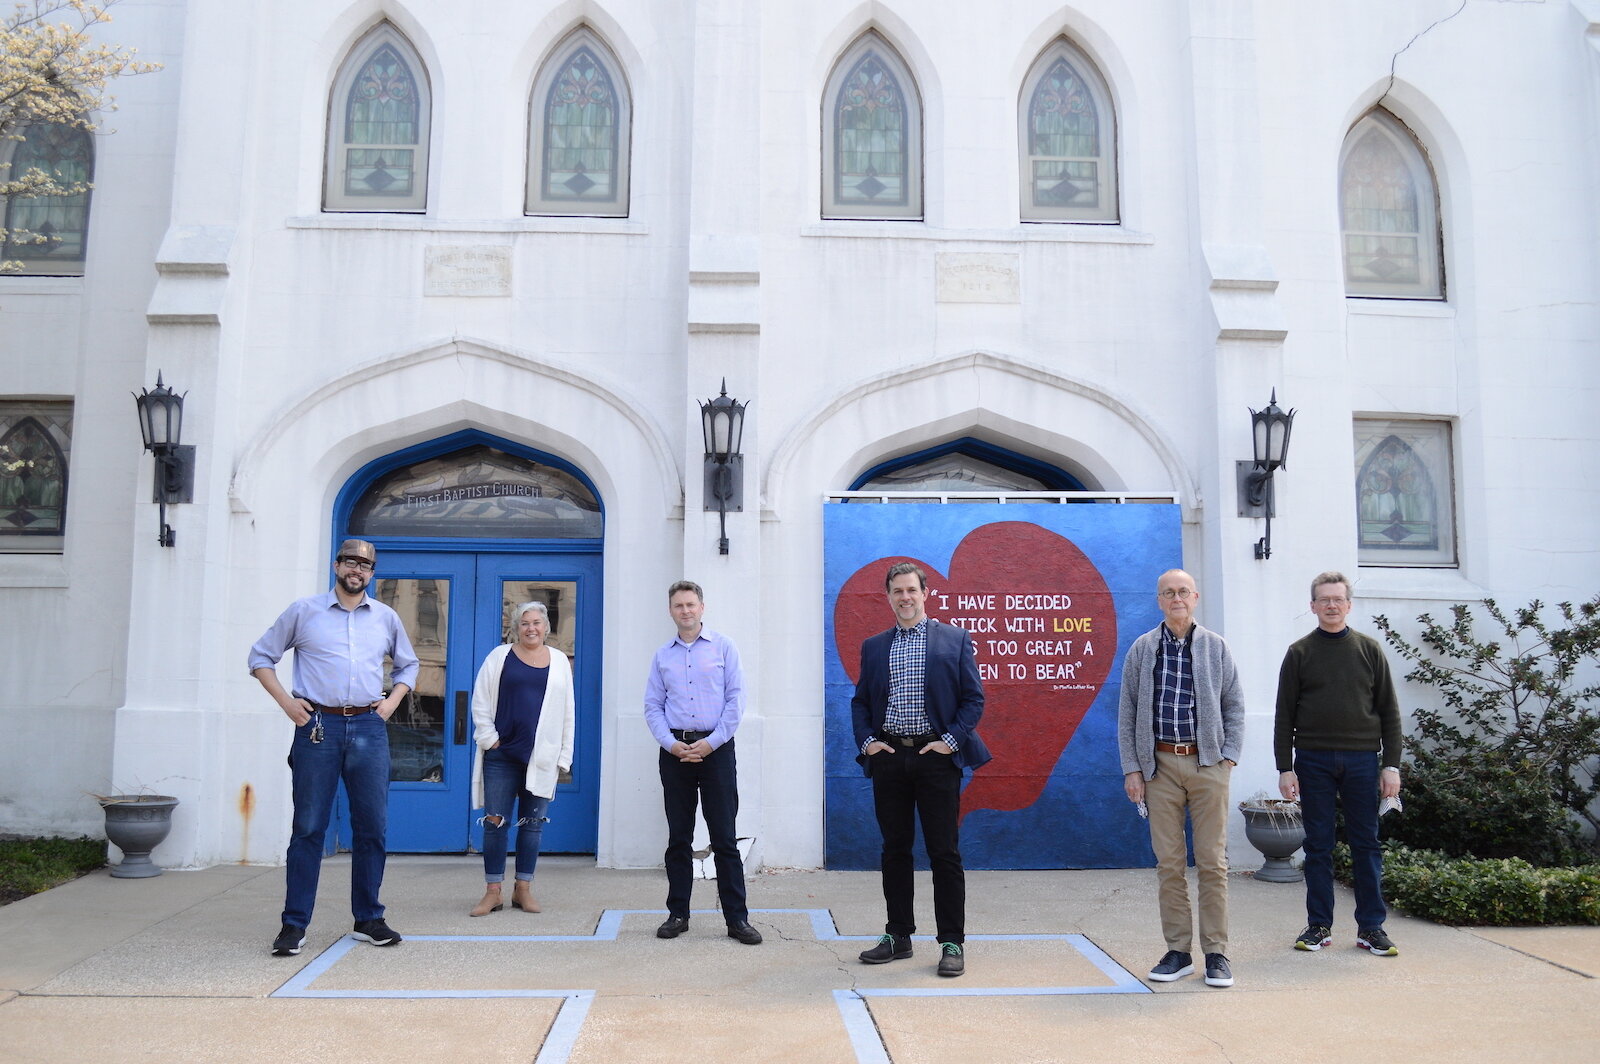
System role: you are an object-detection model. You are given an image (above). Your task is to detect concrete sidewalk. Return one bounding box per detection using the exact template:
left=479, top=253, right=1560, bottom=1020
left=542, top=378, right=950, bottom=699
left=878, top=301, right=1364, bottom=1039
left=1, top=856, right=1596, bottom=1063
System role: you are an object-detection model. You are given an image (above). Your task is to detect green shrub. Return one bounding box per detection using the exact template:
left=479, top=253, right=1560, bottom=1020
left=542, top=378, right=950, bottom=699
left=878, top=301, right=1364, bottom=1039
left=1335, top=842, right=1600, bottom=926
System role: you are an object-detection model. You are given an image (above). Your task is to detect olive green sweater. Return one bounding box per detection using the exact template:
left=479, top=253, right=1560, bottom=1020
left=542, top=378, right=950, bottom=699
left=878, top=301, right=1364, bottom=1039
left=1273, top=627, right=1402, bottom=772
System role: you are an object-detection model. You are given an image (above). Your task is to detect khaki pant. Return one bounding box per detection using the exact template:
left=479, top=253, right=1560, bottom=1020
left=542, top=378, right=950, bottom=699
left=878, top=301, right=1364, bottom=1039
left=1146, top=750, right=1231, bottom=955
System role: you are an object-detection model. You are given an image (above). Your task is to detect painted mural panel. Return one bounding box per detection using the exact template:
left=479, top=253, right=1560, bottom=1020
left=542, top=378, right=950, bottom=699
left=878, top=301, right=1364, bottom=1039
left=824, top=503, right=1181, bottom=869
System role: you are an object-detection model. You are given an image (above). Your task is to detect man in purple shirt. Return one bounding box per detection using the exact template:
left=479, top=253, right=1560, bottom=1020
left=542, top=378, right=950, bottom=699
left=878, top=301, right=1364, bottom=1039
left=643, top=580, right=761, bottom=945
left=249, top=538, right=419, bottom=958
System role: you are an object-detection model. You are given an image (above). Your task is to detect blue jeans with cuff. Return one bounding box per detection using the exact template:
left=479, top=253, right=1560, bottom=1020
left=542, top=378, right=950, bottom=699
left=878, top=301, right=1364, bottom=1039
left=480, top=746, right=550, bottom=882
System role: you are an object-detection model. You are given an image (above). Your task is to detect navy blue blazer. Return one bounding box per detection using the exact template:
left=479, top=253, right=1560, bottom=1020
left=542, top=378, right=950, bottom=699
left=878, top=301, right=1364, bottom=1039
left=850, top=618, right=991, bottom=775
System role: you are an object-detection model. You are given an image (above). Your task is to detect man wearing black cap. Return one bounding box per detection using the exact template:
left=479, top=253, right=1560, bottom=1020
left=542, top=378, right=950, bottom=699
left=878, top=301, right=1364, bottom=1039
left=249, top=538, right=419, bottom=957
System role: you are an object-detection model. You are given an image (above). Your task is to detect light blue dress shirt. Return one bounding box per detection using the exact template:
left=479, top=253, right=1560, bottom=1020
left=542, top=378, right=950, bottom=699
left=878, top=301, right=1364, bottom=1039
left=643, top=626, right=744, bottom=751
left=248, top=591, right=420, bottom=706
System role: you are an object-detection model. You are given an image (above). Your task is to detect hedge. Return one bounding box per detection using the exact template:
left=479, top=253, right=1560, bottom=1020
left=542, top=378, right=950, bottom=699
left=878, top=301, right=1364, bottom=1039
left=1335, top=842, right=1600, bottom=926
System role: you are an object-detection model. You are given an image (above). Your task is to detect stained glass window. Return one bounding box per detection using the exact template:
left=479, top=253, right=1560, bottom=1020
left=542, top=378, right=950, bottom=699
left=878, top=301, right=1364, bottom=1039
left=349, top=445, right=602, bottom=539
left=324, top=24, right=430, bottom=212
left=527, top=30, right=631, bottom=217
left=1, top=123, right=94, bottom=275
left=1354, top=419, right=1456, bottom=566
left=1020, top=40, right=1117, bottom=222
left=0, top=401, right=72, bottom=552
left=822, top=32, right=922, bottom=220
left=1340, top=110, right=1442, bottom=298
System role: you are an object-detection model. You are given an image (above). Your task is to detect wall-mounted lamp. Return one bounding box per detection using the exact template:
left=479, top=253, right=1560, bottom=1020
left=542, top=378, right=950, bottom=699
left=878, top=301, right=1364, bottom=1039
left=133, top=372, right=195, bottom=547
left=1236, top=389, right=1296, bottom=560
left=698, top=379, right=747, bottom=556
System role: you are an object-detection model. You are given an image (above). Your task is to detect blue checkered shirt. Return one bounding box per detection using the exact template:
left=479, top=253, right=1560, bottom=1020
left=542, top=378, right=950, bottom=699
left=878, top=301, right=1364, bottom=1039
left=863, top=619, right=959, bottom=753
left=1154, top=624, right=1197, bottom=744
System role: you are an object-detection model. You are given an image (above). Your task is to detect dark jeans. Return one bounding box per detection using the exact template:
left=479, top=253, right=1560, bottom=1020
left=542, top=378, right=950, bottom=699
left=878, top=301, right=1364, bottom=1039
left=480, top=747, right=550, bottom=883
left=1297, top=748, right=1387, bottom=930
left=283, top=711, right=389, bottom=930
left=659, top=738, right=747, bottom=925
left=870, top=744, right=965, bottom=943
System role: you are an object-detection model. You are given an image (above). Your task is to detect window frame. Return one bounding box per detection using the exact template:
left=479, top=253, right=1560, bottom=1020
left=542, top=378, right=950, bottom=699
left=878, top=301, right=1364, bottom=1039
left=1339, top=109, right=1443, bottom=300
left=1353, top=416, right=1458, bottom=567
left=0, top=399, right=73, bottom=554
left=322, top=22, right=433, bottom=214
left=1017, top=37, right=1118, bottom=224
left=525, top=28, right=632, bottom=218
left=0, top=121, right=95, bottom=277
left=821, top=30, right=923, bottom=221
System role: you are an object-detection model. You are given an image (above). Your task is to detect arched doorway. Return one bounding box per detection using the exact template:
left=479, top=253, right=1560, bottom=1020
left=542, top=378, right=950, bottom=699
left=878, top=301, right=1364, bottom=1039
left=333, top=430, right=604, bottom=854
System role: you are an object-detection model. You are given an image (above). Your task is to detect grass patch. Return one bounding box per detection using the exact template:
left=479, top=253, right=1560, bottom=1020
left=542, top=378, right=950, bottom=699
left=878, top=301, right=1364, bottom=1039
left=0, top=836, right=106, bottom=906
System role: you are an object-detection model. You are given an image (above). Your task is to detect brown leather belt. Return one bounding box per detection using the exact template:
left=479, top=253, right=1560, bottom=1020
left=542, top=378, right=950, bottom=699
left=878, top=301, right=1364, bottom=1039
left=1156, top=741, right=1197, bottom=755
left=308, top=702, right=373, bottom=716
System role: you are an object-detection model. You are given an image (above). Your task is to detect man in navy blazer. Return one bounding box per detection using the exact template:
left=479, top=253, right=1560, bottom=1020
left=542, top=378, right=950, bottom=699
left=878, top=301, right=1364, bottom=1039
left=851, top=562, right=990, bottom=977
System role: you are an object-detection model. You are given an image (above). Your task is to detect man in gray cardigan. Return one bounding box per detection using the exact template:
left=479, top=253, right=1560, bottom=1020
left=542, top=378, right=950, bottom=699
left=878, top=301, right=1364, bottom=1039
left=1118, top=569, right=1245, bottom=988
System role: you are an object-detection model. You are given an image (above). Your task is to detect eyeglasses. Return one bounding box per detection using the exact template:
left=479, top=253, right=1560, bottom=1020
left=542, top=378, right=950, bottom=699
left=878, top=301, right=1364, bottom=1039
left=337, top=556, right=375, bottom=572
left=1159, top=588, right=1195, bottom=600
left=1314, top=596, right=1349, bottom=607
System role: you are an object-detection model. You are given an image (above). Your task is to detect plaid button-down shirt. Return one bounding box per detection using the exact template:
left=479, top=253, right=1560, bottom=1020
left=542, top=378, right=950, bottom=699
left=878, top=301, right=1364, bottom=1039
left=1154, top=623, right=1197, bottom=744
left=885, top=619, right=931, bottom=737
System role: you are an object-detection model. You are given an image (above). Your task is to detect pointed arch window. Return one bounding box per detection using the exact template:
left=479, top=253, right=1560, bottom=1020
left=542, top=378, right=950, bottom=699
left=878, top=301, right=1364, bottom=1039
left=0, top=401, right=72, bottom=552
left=1340, top=110, right=1443, bottom=298
left=1, top=122, right=94, bottom=275
left=1018, top=38, right=1117, bottom=223
left=324, top=23, right=431, bottom=212
left=1354, top=418, right=1456, bottom=565
left=527, top=29, right=631, bottom=217
left=822, top=31, right=922, bottom=220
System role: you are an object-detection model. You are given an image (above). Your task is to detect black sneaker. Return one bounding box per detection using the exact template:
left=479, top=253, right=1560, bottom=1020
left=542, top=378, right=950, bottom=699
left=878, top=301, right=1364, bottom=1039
left=1294, top=925, right=1332, bottom=951
left=352, top=918, right=401, bottom=946
left=1147, top=950, right=1194, bottom=982
left=1357, top=927, right=1398, bottom=956
left=858, top=933, right=913, bottom=964
left=271, top=923, right=305, bottom=957
left=1204, top=953, right=1234, bottom=987
left=656, top=915, right=690, bottom=939
left=936, top=941, right=964, bottom=977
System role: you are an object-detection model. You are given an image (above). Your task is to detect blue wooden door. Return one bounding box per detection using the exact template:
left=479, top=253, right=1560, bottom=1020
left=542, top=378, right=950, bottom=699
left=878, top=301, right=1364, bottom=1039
left=358, top=550, right=602, bottom=853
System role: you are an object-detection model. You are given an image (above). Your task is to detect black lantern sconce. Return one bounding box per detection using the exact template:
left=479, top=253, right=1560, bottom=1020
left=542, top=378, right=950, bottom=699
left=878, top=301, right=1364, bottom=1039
left=132, top=372, right=195, bottom=547
left=698, top=379, right=748, bottom=556
left=1236, top=389, right=1296, bottom=560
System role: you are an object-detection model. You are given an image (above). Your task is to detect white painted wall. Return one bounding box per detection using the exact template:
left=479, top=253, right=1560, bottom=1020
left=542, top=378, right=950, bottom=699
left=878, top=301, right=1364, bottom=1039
left=1, top=0, right=1594, bottom=876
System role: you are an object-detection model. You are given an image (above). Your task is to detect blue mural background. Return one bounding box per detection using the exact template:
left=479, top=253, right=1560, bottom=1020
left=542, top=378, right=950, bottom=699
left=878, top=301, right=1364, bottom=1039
left=824, top=503, right=1181, bottom=869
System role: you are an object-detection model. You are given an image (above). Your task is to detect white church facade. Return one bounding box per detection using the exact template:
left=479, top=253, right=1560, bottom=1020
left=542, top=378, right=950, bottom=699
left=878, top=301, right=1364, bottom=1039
left=2, top=0, right=1597, bottom=872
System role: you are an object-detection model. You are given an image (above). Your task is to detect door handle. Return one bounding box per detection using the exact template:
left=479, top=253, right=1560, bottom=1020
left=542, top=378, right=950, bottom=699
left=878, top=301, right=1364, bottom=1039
left=454, top=692, right=468, bottom=745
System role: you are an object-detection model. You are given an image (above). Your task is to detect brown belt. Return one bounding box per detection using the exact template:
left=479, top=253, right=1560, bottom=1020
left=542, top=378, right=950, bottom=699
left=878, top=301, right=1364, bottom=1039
left=308, top=702, right=373, bottom=716
left=1156, top=741, right=1197, bottom=756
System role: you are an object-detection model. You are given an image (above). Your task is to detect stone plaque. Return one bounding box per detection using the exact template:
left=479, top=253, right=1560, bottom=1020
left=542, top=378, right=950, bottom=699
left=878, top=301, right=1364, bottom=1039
left=425, top=246, right=511, bottom=297
left=936, top=252, right=1021, bottom=304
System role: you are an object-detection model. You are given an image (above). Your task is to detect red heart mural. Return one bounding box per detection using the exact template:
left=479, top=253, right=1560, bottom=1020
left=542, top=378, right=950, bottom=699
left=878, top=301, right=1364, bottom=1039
left=834, top=521, right=1116, bottom=822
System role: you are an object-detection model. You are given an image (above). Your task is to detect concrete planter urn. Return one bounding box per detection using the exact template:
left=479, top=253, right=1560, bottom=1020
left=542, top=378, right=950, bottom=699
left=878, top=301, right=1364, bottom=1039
left=98, top=795, right=179, bottom=878
left=1238, top=797, right=1304, bottom=883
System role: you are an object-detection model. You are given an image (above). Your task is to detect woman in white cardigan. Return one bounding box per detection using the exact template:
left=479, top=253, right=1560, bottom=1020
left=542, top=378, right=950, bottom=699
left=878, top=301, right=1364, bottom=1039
left=467, top=601, right=575, bottom=916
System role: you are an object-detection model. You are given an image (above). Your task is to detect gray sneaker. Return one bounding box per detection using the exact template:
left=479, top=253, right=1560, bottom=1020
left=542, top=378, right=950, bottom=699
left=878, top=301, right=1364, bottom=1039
left=1148, top=950, right=1194, bottom=982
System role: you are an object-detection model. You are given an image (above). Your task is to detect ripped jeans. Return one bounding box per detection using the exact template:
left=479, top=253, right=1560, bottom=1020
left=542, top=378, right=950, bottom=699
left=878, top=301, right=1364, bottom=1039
left=480, top=747, right=550, bottom=882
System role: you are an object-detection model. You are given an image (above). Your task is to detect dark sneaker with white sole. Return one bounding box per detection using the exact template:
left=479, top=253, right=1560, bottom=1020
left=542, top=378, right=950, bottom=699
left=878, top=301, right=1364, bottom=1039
left=271, top=923, right=305, bottom=956
left=1294, top=925, right=1333, bottom=951
left=1357, top=927, right=1398, bottom=956
left=352, top=919, right=401, bottom=946
left=1148, top=950, right=1194, bottom=981
left=1204, top=953, right=1234, bottom=987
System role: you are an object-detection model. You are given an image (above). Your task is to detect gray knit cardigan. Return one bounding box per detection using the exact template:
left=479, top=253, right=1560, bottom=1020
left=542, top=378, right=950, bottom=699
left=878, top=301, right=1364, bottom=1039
left=1117, top=624, right=1245, bottom=778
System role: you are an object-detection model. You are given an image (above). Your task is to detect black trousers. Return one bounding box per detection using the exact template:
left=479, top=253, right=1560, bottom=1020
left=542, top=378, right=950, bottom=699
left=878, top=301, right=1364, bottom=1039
left=659, top=739, right=748, bottom=924
left=870, top=744, right=965, bottom=943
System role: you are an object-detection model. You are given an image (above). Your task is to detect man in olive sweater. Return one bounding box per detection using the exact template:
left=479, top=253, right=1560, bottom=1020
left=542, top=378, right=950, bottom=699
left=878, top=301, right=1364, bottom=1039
left=1275, top=571, right=1403, bottom=957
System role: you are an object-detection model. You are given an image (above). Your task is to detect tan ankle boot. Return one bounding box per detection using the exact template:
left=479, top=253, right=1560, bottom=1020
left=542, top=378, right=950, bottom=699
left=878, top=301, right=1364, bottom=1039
left=511, top=881, right=540, bottom=913
left=470, top=886, right=503, bottom=917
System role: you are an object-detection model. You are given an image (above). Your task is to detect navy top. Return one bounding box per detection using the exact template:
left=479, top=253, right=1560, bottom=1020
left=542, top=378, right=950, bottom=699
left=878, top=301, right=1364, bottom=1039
left=493, top=652, right=549, bottom=763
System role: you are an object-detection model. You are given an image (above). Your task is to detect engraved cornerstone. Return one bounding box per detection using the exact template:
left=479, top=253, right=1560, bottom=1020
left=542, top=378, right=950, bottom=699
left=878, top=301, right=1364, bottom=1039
left=425, top=246, right=512, bottom=297
left=936, top=252, right=1021, bottom=304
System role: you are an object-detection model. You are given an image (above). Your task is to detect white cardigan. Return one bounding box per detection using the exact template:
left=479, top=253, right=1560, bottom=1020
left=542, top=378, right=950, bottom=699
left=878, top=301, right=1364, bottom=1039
left=470, top=642, right=576, bottom=807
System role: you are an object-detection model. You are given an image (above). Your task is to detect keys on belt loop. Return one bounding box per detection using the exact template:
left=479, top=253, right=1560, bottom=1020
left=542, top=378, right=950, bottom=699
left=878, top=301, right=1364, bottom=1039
left=310, top=710, right=324, bottom=744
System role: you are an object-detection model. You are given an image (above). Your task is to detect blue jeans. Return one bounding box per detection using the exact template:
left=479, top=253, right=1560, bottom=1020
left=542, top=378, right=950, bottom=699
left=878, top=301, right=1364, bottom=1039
left=282, top=711, right=389, bottom=930
left=659, top=739, right=747, bottom=925
left=1297, top=748, right=1387, bottom=930
left=480, top=747, right=549, bottom=882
